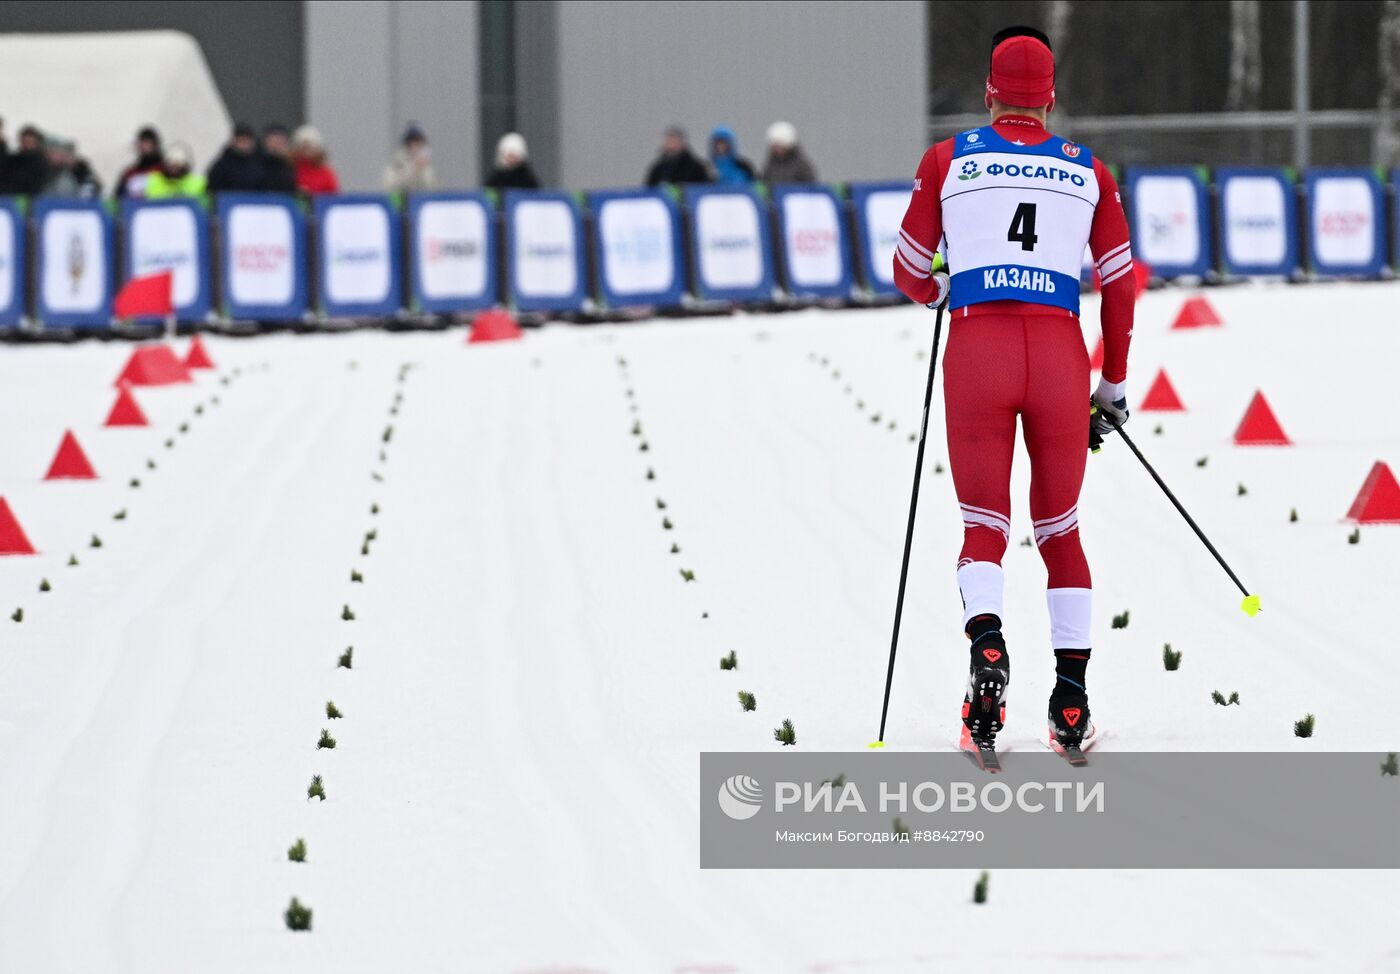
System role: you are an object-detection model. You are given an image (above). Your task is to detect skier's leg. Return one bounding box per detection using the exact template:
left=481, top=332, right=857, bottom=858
left=943, top=315, right=1021, bottom=628
left=1022, top=315, right=1096, bottom=745
left=944, top=314, right=1022, bottom=743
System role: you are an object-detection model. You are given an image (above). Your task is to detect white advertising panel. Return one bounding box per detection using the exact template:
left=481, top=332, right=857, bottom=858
left=1133, top=175, right=1202, bottom=269
left=1311, top=177, right=1376, bottom=268
left=1222, top=176, right=1287, bottom=268
left=322, top=203, right=392, bottom=306
left=598, top=196, right=675, bottom=296
left=863, top=190, right=911, bottom=288
left=695, top=193, right=763, bottom=291
left=781, top=191, right=842, bottom=288
left=228, top=204, right=295, bottom=307
left=513, top=199, right=578, bottom=298
left=417, top=199, right=489, bottom=301
left=40, top=209, right=107, bottom=314
left=129, top=205, right=200, bottom=307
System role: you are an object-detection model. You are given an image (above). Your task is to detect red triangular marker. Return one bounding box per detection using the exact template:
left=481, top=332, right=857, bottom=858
left=1139, top=368, right=1185, bottom=411
left=1345, top=462, right=1400, bottom=524
left=104, top=384, right=149, bottom=427
left=113, top=270, right=174, bottom=320
left=1234, top=391, right=1291, bottom=445
left=1170, top=296, right=1223, bottom=330
left=467, top=309, right=523, bottom=344
left=114, top=345, right=192, bottom=387
left=185, top=335, right=215, bottom=370
left=44, top=430, right=99, bottom=480
left=0, top=497, right=37, bottom=555
left=1088, top=337, right=1104, bottom=371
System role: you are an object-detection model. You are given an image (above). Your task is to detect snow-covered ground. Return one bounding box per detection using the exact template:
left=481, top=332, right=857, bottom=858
left=1, top=282, right=1398, bottom=972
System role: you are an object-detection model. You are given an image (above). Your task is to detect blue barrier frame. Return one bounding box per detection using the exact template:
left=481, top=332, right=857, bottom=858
left=682, top=184, right=775, bottom=303
left=771, top=184, right=854, bottom=299
left=0, top=198, right=26, bottom=327
left=33, top=198, right=113, bottom=328
left=314, top=194, right=402, bottom=317
left=848, top=181, right=911, bottom=297
left=121, top=198, right=212, bottom=323
left=504, top=190, right=587, bottom=313
left=216, top=193, right=307, bottom=321
left=1303, top=168, right=1386, bottom=277
left=1213, top=167, right=1299, bottom=277
left=1394, top=169, right=1400, bottom=270
left=406, top=191, right=497, bottom=313
left=587, top=189, right=685, bottom=309
left=1125, top=166, right=1213, bottom=278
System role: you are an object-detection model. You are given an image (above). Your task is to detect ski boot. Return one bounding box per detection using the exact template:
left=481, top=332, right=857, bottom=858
left=959, top=615, right=1009, bottom=772
left=1047, top=687, right=1097, bottom=766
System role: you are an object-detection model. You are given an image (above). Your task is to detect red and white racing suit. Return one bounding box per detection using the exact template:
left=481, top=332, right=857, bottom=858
left=894, top=114, right=1136, bottom=650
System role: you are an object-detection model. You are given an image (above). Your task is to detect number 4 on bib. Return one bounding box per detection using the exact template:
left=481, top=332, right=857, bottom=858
left=1007, top=203, right=1038, bottom=252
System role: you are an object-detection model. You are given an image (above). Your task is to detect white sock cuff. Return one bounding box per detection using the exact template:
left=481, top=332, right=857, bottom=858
left=957, top=561, right=1004, bottom=627
left=1047, top=587, right=1092, bottom=648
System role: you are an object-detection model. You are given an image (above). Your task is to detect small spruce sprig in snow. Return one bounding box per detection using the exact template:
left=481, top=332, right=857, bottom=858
left=317, top=728, right=336, bottom=749
left=1237, top=483, right=1248, bottom=497
left=68, top=554, right=79, bottom=566
left=774, top=719, right=797, bottom=746
left=39, top=579, right=51, bottom=593
left=1111, top=610, right=1130, bottom=629
left=1162, top=644, right=1182, bottom=670
left=679, top=568, right=696, bottom=582
left=1211, top=690, right=1240, bottom=706
left=1348, top=528, right=1361, bottom=545
left=326, top=700, right=343, bottom=719
left=1290, top=508, right=1299, bottom=523
left=1294, top=713, right=1316, bottom=738
left=662, top=517, right=673, bottom=530
left=130, top=478, right=141, bottom=489
left=113, top=509, right=127, bottom=521
left=288, top=838, right=306, bottom=863
left=341, top=604, right=355, bottom=621
left=655, top=498, right=667, bottom=510
left=284, top=897, right=312, bottom=931
left=973, top=871, right=990, bottom=904
left=670, top=543, right=680, bottom=554
left=307, top=775, right=326, bottom=801
left=1196, top=456, right=1208, bottom=468
left=338, top=646, right=353, bottom=669
left=90, top=534, right=103, bottom=548
left=737, top=691, right=756, bottom=712
left=351, top=569, right=363, bottom=583
left=371, top=502, right=379, bottom=515
left=383, top=425, right=394, bottom=444
left=10, top=607, right=21, bottom=623
left=719, top=650, right=737, bottom=671
left=646, top=468, right=655, bottom=481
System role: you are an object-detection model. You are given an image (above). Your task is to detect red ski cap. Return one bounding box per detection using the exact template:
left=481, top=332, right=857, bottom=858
left=986, top=34, right=1056, bottom=108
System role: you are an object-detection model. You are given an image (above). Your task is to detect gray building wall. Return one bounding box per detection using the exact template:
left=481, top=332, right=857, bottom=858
left=552, top=0, right=927, bottom=189
left=304, top=0, right=479, bottom=191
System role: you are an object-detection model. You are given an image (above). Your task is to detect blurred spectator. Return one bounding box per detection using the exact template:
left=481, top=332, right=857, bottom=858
left=42, top=136, right=102, bottom=198
left=485, top=132, right=540, bottom=190
left=145, top=142, right=207, bottom=199
left=1, top=124, right=50, bottom=196
left=115, top=125, right=163, bottom=198
left=384, top=122, right=438, bottom=193
left=761, top=121, right=818, bottom=185
left=260, top=124, right=297, bottom=193
left=292, top=125, right=340, bottom=194
left=206, top=123, right=266, bottom=193
left=645, top=125, right=710, bottom=187
left=708, top=125, right=755, bottom=185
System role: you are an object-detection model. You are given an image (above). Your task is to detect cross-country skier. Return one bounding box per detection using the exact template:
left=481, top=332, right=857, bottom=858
left=893, top=26, right=1136, bottom=762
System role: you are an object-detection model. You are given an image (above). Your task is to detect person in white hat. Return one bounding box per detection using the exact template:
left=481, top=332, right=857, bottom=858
left=760, top=121, right=818, bottom=185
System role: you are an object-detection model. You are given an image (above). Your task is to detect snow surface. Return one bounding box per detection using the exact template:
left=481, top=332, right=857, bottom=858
left=1, top=282, right=1399, bottom=972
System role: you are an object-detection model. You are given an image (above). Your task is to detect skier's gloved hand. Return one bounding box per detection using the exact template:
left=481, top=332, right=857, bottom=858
left=1089, top=376, right=1128, bottom=453
left=924, top=271, right=950, bottom=310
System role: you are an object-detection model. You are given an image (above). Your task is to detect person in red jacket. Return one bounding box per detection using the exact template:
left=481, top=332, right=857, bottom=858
left=894, top=26, right=1136, bottom=762
left=291, top=125, right=340, bottom=195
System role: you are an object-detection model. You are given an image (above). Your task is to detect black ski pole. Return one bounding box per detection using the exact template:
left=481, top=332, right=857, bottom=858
left=872, top=304, right=946, bottom=748
left=1102, top=409, right=1261, bottom=616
